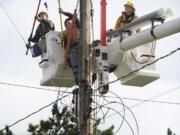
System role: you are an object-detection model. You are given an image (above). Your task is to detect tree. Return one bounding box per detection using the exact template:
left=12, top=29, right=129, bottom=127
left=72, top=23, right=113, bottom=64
left=28, top=103, right=114, bottom=135
left=0, top=126, right=13, bottom=135
left=93, top=119, right=114, bottom=135
left=167, top=128, right=176, bottom=135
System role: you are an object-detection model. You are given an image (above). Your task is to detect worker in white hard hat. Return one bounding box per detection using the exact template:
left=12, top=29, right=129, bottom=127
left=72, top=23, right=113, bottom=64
left=28, top=11, right=55, bottom=43
left=114, top=1, right=138, bottom=30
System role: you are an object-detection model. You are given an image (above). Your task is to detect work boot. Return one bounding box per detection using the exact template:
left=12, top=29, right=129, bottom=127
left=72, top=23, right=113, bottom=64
left=72, top=68, right=80, bottom=85
left=72, top=88, right=79, bottom=95
left=75, top=77, right=79, bottom=85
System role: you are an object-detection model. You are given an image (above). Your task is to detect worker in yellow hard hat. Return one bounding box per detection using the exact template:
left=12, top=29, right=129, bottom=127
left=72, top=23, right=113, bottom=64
left=37, top=11, right=49, bottom=20
left=114, top=1, right=138, bottom=30
left=28, top=11, right=55, bottom=43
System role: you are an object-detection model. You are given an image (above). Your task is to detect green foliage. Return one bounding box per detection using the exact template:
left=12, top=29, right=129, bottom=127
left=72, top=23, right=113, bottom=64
left=28, top=103, right=114, bottom=135
left=0, top=126, right=13, bottom=135
left=167, top=128, right=176, bottom=135
left=101, top=126, right=114, bottom=135
left=28, top=103, right=78, bottom=135
left=93, top=119, right=114, bottom=135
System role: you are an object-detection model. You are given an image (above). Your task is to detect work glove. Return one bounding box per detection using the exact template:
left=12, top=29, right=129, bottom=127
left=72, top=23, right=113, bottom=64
left=59, top=8, right=64, bottom=14
left=28, top=36, right=32, bottom=42
left=107, top=29, right=114, bottom=33
left=35, top=15, right=41, bottom=21
left=26, top=43, right=31, bottom=49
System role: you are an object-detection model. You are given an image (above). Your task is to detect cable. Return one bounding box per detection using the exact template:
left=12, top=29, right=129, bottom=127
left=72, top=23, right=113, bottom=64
left=0, top=81, right=72, bottom=93
left=92, top=90, right=136, bottom=134
left=0, top=1, right=27, bottom=44
left=101, top=99, right=139, bottom=135
left=94, top=93, right=139, bottom=135
left=121, top=97, right=180, bottom=106
left=94, top=86, right=180, bottom=134
left=127, top=86, right=180, bottom=109
left=0, top=94, right=71, bottom=132
left=107, top=91, right=126, bottom=133
left=95, top=47, right=180, bottom=91
left=93, top=85, right=180, bottom=134
left=93, top=101, right=135, bottom=135
left=105, top=85, right=180, bottom=119
left=131, top=41, right=156, bottom=64
left=95, top=95, right=180, bottom=106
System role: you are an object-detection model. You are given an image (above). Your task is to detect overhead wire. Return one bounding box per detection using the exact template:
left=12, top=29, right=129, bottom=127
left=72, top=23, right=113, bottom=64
left=121, top=97, right=180, bottom=106
left=93, top=86, right=180, bottom=134
left=93, top=101, right=135, bottom=135
left=0, top=79, right=180, bottom=134
left=96, top=100, right=125, bottom=133
left=0, top=94, right=71, bottom=133
left=104, top=91, right=126, bottom=133
left=0, top=1, right=27, bottom=44
left=127, top=85, right=180, bottom=109
left=96, top=95, right=180, bottom=106
left=93, top=85, right=180, bottom=134
left=0, top=81, right=72, bottom=93
left=105, top=85, right=180, bottom=119
left=93, top=91, right=139, bottom=135
left=102, top=97, right=139, bottom=135
left=131, top=41, right=156, bottom=64
left=104, top=100, right=138, bottom=135
left=1, top=82, right=180, bottom=134
left=0, top=81, right=75, bottom=110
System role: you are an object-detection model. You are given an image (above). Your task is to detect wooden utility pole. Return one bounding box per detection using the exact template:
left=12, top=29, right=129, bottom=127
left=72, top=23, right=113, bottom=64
left=78, top=0, right=93, bottom=135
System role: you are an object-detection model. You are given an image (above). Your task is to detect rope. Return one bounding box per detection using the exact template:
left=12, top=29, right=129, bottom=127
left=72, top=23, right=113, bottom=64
left=57, top=0, right=65, bottom=50
left=130, top=41, right=156, bottom=64
left=75, top=0, right=80, bottom=11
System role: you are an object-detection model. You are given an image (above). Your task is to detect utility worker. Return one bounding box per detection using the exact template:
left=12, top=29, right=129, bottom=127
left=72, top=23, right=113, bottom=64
left=114, top=1, right=138, bottom=30
left=59, top=8, right=81, bottom=85
left=28, top=11, right=55, bottom=43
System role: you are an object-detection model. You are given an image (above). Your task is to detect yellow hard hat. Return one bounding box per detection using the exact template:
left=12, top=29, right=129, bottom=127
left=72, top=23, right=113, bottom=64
left=124, top=1, right=135, bottom=10
left=38, top=11, right=48, bottom=18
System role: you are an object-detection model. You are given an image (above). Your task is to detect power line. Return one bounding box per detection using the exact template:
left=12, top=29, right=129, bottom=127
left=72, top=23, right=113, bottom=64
left=127, top=85, right=180, bottom=109
left=93, top=101, right=135, bottom=135
left=105, top=85, right=180, bottom=119
left=96, top=95, right=180, bottom=105
left=0, top=81, right=72, bottom=94
left=121, top=97, right=180, bottom=106
left=0, top=78, right=179, bottom=133
left=0, top=1, right=27, bottom=44
left=106, top=91, right=139, bottom=135
left=95, top=84, right=180, bottom=106
left=92, top=86, right=180, bottom=134
left=93, top=91, right=139, bottom=135
left=0, top=94, right=71, bottom=133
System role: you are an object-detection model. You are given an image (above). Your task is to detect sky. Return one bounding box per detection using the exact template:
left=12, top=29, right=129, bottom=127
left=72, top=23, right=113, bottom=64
left=0, top=0, right=180, bottom=135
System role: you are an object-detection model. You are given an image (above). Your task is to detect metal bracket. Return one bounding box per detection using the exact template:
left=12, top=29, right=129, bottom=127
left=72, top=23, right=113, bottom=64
left=150, top=18, right=165, bottom=39
left=119, top=30, right=133, bottom=42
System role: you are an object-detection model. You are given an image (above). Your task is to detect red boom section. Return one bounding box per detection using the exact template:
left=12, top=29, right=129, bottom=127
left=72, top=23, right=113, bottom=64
left=100, top=0, right=107, bottom=46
